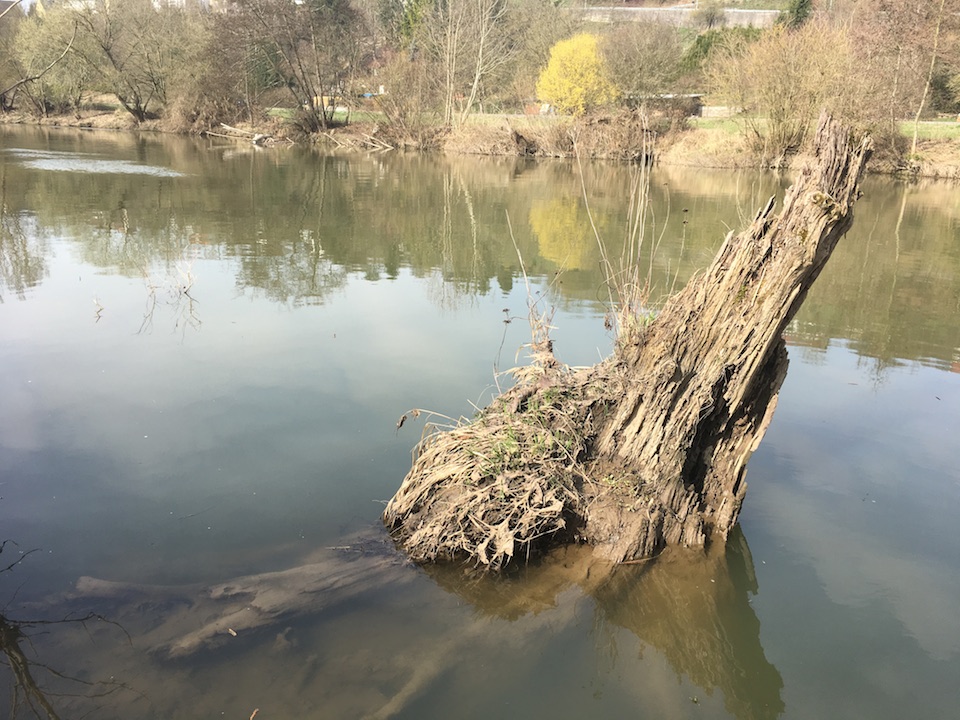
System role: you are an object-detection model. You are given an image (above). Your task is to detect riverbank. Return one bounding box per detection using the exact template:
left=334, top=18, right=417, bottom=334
left=3, top=107, right=959, bottom=180
left=439, top=116, right=960, bottom=179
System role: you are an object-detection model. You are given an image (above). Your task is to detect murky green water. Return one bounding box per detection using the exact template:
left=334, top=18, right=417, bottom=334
left=0, top=126, right=957, bottom=719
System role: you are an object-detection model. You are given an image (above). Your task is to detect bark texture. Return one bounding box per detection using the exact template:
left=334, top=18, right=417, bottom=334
left=384, top=114, right=872, bottom=568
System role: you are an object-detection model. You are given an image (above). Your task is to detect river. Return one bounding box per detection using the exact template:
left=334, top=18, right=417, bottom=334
left=0, top=126, right=957, bottom=719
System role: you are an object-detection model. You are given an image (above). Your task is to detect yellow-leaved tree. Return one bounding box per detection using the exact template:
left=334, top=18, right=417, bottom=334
left=536, top=33, right=618, bottom=115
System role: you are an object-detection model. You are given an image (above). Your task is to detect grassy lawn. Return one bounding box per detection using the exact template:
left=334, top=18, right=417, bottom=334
left=687, top=117, right=742, bottom=134
left=265, top=107, right=296, bottom=120
left=900, top=120, right=960, bottom=140
left=266, top=107, right=385, bottom=124
left=690, top=116, right=960, bottom=141
left=332, top=109, right=383, bottom=123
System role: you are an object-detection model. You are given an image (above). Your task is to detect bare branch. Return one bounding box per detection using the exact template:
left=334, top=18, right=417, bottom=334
left=0, top=542, right=41, bottom=576
left=0, top=23, right=78, bottom=101
left=0, top=0, right=22, bottom=22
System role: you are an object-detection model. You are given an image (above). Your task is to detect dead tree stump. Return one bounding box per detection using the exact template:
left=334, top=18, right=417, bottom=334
left=383, top=115, right=872, bottom=569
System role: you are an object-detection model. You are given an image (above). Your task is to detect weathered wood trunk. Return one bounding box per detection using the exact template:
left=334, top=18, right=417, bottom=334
left=384, top=115, right=872, bottom=568
left=73, top=543, right=412, bottom=659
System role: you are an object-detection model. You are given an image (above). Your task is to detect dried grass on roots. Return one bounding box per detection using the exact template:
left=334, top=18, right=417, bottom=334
left=383, top=363, right=624, bottom=570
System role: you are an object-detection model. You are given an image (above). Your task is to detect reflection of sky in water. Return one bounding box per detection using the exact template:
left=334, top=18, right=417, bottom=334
left=748, top=343, right=960, bottom=661
left=0, top=245, right=567, bottom=588
left=4, top=148, right=184, bottom=177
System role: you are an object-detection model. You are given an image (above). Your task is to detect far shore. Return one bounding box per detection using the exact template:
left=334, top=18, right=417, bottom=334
left=3, top=108, right=958, bottom=181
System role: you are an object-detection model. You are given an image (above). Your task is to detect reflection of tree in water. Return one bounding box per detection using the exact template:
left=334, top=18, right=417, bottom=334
left=230, top=150, right=346, bottom=306
left=425, top=527, right=784, bottom=720
left=424, top=168, right=500, bottom=310
left=235, top=233, right=348, bottom=306
left=0, top=213, right=47, bottom=304
left=0, top=543, right=131, bottom=719
left=593, top=529, right=784, bottom=720
left=529, top=196, right=602, bottom=272
left=3, top=128, right=960, bottom=368
left=0, top=177, right=47, bottom=303
left=790, top=177, right=960, bottom=373
left=133, top=239, right=205, bottom=335
left=80, top=220, right=208, bottom=335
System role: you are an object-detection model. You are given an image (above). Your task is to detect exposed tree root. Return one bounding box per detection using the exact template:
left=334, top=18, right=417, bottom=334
left=384, top=114, right=872, bottom=570
left=384, top=357, right=602, bottom=570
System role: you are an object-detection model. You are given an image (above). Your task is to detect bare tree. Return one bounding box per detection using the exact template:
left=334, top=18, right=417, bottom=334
left=416, top=0, right=517, bottom=126
left=12, top=9, right=85, bottom=117
left=69, top=0, right=154, bottom=121
left=65, top=0, right=202, bottom=123
left=847, top=0, right=960, bottom=151
left=0, top=0, right=82, bottom=115
left=456, top=0, right=515, bottom=124
left=709, top=20, right=872, bottom=162
left=229, top=0, right=366, bottom=132
left=601, top=21, right=684, bottom=107
left=499, top=0, right=581, bottom=109
left=909, top=0, right=949, bottom=155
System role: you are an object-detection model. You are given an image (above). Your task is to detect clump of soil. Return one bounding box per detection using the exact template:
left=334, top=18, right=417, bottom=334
left=383, top=345, right=612, bottom=571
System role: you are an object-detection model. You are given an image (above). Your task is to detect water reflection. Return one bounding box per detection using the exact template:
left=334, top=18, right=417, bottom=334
left=0, top=126, right=957, bottom=371
left=0, top=543, right=130, bottom=720
left=791, top=177, right=960, bottom=372
left=594, top=531, right=784, bottom=720
left=0, top=611, right=133, bottom=720
left=4, top=148, right=185, bottom=177
left=426, top=527, right=783, bottom=720
left=0, top=178, right=47, bottom=303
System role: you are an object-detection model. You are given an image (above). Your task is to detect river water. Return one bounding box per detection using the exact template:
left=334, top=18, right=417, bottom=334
left=0, top=126, right=957, bottom=719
